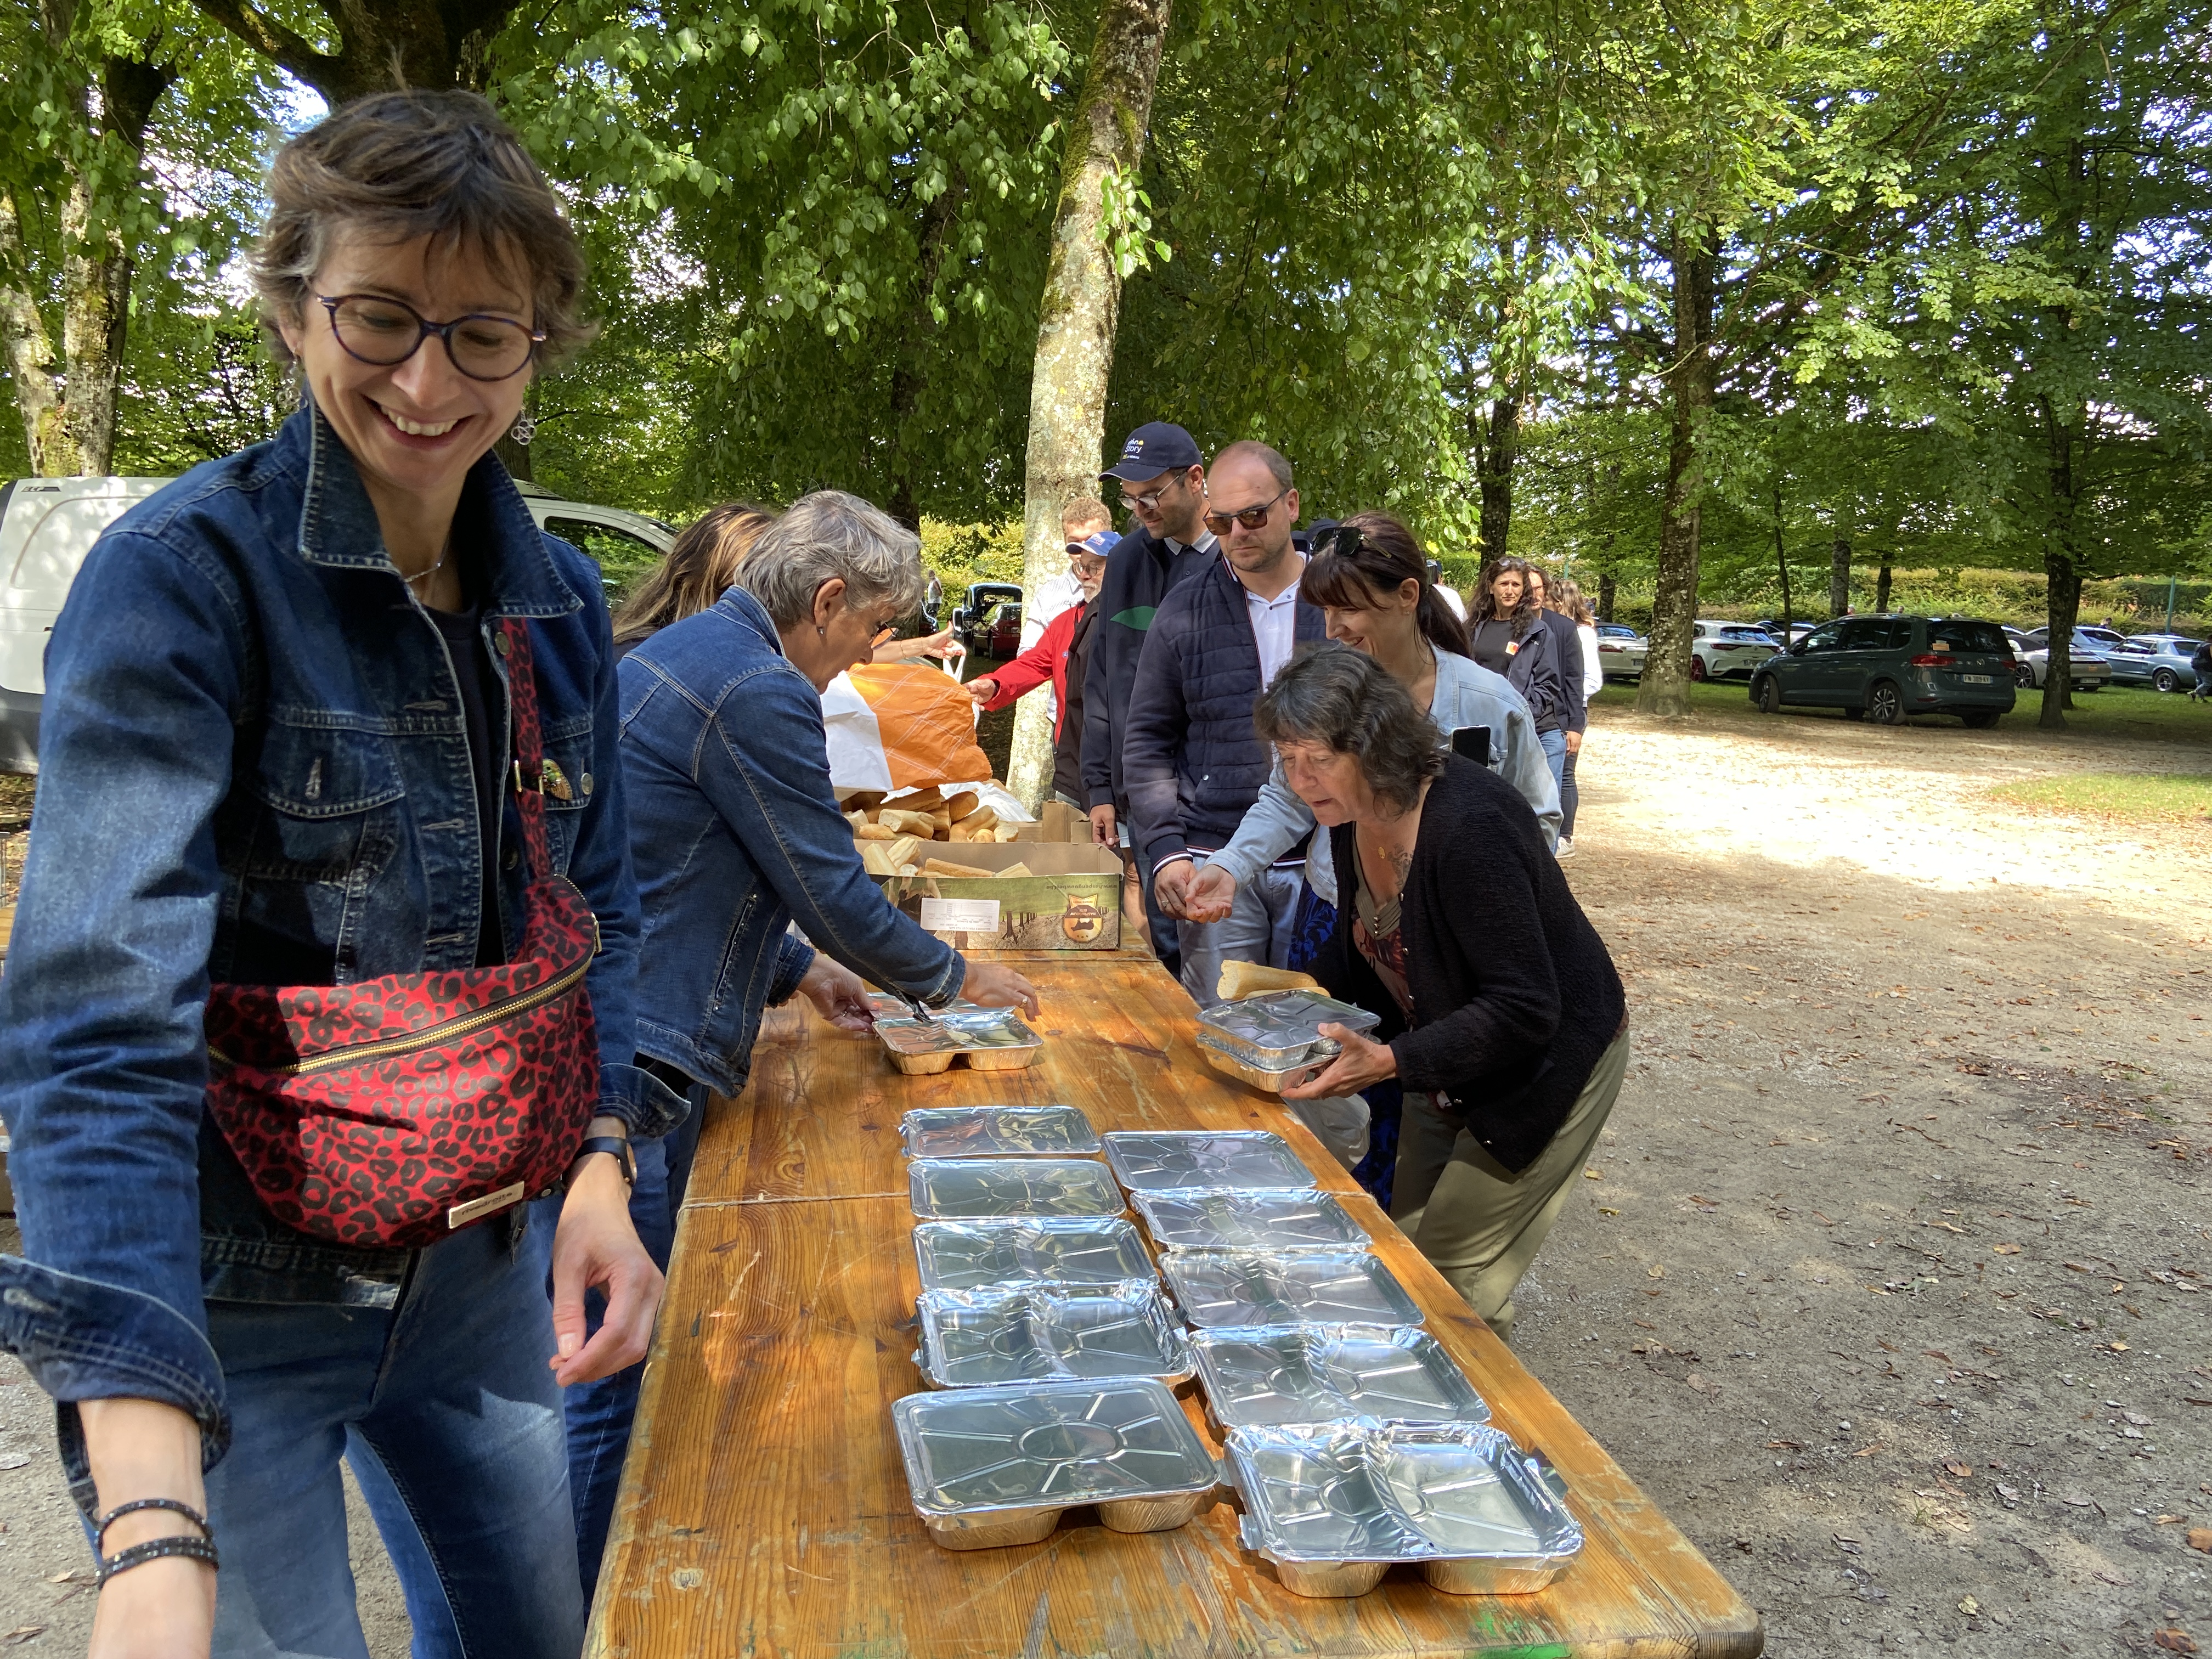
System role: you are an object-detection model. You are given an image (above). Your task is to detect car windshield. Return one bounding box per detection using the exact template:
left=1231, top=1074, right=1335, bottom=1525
left=1927, top=623, right=2011, bottom=654
left=1719, top=627, right=1770, bottom=641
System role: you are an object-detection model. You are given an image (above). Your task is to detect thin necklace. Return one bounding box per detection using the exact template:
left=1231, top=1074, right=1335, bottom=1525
left=404, top=534, right=453, bottom=589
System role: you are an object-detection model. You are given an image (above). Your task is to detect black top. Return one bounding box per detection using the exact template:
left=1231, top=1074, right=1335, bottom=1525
left=424, top=588, right=507, bottom=968
left=1467, top=613, right=1565, bottom=732
left=1313, top=754, right=1626, bottom=1173
left=1053, top=599, right=1100, bottom=803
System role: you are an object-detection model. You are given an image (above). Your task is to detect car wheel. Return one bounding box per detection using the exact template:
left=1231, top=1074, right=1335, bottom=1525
left=1754, top=675, right=1782, bottom=714
left=2154, top=668, right=2180, bottom=693
left=1689, top=655, right=1708, bottom=683
left=1867, top=680, right=1906, bottom=725
left=2015, top=662, right=2035, bottom=688
left=1962, top=710, right=2000, bottom=729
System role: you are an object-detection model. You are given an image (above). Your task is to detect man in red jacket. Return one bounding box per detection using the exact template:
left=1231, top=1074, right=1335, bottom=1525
left=966, top=527, right=1114, bottom=806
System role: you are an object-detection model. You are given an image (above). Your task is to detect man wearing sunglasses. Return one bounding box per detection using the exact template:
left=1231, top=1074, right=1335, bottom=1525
left=1082, top=422, right=1216, bottom=970
left=1122, top=441, right=1324, bottom=1004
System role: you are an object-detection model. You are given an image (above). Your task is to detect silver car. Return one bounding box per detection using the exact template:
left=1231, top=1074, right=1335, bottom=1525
left=1593, top=623, right=1647, bottom=680
left=2104, top=634, right=2205, bottom=692
left=1689, top=620, right=1781, bottom=682
left=2012, top=627, right=2112, bottom=690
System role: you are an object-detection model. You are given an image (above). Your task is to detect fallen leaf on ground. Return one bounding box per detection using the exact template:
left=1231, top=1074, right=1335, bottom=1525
left=2187, top=1527, right=2212, bottom=1553
left=1647, top=1265, right=1666, bottom=1279
left=1958, top=1595, right=1980, bottom=1616
left=2153, top=1632, right=2198, bottom=1656
left=2, top=1628, right=44, bottom=1646
left=1686, top=1373, right=1713, bottom=1394
left=1583, top=1168, right=1602, bottom=1180
left=1994, top=1243, right=2022, bottom=1255
left=1943, top=1459, right=1973, bottom=1477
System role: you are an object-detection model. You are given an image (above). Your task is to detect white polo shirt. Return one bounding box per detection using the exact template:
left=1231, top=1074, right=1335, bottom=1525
left=1246, top=563, right=1306, bottom=687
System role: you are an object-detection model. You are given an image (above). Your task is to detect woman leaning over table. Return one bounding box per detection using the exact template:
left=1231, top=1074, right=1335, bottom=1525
left=592, top=490, right=1040, bottom=1581
left=1264, top=646, right=1630, bottom=1345
left=0, top=91, right=673, bottom=1657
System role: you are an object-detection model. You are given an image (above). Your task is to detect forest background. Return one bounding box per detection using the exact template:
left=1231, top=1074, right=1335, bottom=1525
left=3, top=0, right=2209, bottom=777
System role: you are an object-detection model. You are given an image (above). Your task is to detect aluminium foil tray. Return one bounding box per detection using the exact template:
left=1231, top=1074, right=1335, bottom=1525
left=912, top=1217, right=1154, bottom=1293
left=914, top=1280, right=1195, bottom=1390
left=1194, top=991, right=1382, bottom=1068
left=1101, top=1131, right=1312, bottom=1194
left=876, top=1009, right=1044, bottom=1074
left=1159, top=1249, right=1424, bottom=1330
left=900, top=1104, right=1101, bottom=1160
left=1189, top=1323, right=1491, bottom=1431
left=907, top=1158, right=1125, bottom=1221
left=1131, top=1187, right=1369, bottom=1254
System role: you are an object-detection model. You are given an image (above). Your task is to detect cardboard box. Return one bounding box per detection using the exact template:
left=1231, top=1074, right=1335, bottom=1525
left=874, top=843, right=1125, bottom=951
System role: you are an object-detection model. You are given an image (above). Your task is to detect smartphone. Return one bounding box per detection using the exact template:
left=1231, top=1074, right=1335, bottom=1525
left=1449, top=725, right=1492, bottom=766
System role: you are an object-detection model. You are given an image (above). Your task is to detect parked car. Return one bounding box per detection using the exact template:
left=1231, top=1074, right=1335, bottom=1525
left=1750, top=614, right=2017, bottom=726
left=974, top=600, right=1024, bottom=658
left=1592, top=622, right=1648, bottom=680
left=1753, top=618, right=1818, bottom=646
left=1689, top=620, right=1781, bottom=682
left=0, top=474, right=674, bottom=773
left=950, top=582, right=1023, bottom=651
left=2104, top=634, right=2205, bottom=693
left=2013, top=627, right=2113, bottom=691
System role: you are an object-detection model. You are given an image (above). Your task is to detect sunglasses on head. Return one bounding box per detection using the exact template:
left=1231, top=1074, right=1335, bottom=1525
left=1310, top=523, right=1365, bottom=560
left=1202, top=486, right=1289, bottom=537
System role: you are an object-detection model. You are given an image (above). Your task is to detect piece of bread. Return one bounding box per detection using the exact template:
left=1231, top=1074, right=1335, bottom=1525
left=876, top=809, right=936, bottom=836
left=858, top=842, right=896, bottom=876
left=1216, top=961, right=1324, bottom=1003
left=994, top=825, right=1024, bottom=843
left=855, top=823, right=897, bottom=842
left=946, top=825, right=975, bottom=843
left=885, top=835, right=924, bottom=870
left=953, top=803, right=997, bottom=830
left=896, top=862, right=921, bottom=876
left=995, top=861, right=1034, bottom=879
left=921, top=857, right=995, bottom=879
left=944, top=791, right=979, bottom=822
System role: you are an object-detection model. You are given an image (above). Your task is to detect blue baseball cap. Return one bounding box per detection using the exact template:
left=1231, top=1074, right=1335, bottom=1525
left=1101, top=421, right=1203, bottom=482
left=1066, top=529, right=1118, bottom=558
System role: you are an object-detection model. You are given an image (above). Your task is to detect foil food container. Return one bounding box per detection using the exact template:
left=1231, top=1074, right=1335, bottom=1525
left=1196, top=1037, right=1329, bottom=1095
left=1189, top=1324, right=1491, bottom=1430
left=893, top=1378, right=1220, bottom=1550
left=1101, top=1131, right=1312, bottom=1194
left=1224, top=1422, right=1583, bottom=1596
left=1194, top=992, right=1382, bottom=1068
left=907, top=1158, right=1125, bottom=1220
left=876, top=1009, right=1045, bottom=1074
left=913, top=1217, right=1155, bottom=1292
left=900, top=1104, right=1101, bottom=1160
left=865, top=990, right=985, bottom=1020
left=914, top=1281, right=1196, bottom=1390
left=1158, top=1249, right=1424, bottom=1330
left=1131, top=1187, right=1369, bottom=1254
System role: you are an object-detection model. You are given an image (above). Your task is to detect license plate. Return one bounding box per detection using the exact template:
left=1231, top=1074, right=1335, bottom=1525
left=1961, top=674, right=1993, bottom=684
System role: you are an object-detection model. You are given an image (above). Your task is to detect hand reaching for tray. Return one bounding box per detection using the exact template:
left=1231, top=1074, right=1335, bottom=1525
left=962, top=962, right=1042, bottom=1020
left=1279, top=1023, right=1397, bottom=1099
left=798, top=955, right=876, bottom=1031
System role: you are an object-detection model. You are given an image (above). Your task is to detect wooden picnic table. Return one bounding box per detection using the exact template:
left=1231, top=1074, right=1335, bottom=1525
left=588, top=951, right=1763, bottom=1658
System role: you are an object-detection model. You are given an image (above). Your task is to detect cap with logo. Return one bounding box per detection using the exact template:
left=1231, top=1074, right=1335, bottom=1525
left=1100, top=421, right=1203, bottom=483
left=1066, top=529, right=1119, bottom=558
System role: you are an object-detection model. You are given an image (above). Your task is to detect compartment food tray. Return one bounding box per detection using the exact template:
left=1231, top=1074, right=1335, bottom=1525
left=893, top=1378, right=1219, bottom=1549
left=1224, top=1421, right=1582, bottom=1596
left=1132, top=1187, right=1369, bottom=1253
left=907, top=1158, right=1124, bottom=1220
left=876, top=1009, right=1045, bottom=1074
left=913, top=1217, right=1154, bottom=1291
left=1101, top=1131, right=1311, bottom=1194
left=1194, top=992, right=1382, bottom=1068
left=1159, top=1249, right=1423, bottom=1330
left=1189, top=1324, right=1490, bottom=1430
left=900, top=1104, right=1100, bottom=1159
left=915, top=1281, right=1195, bottom=1389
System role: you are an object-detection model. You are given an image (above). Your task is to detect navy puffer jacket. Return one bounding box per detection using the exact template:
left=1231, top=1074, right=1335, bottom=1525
left=1122, top=555, right=1325, bottom=874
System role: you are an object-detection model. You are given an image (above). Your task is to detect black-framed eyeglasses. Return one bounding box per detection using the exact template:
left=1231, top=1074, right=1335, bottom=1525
left=1203, top=486, right=1289, bottom=536
left=318, top=294, right=545, bottom=383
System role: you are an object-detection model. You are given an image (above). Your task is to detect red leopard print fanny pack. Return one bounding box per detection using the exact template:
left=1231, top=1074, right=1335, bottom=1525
left=204, top=617, right=602, bottom=1249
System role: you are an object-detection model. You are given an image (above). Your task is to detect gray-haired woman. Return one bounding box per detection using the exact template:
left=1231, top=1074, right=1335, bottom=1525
left=1261, top=645, right=1629, bottom=1343
left=588, top=490, right=1039, bottom=1573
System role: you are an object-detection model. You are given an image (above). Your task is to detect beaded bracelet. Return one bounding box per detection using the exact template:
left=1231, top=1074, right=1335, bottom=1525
left=94, top=1497, right=218, bottom=1586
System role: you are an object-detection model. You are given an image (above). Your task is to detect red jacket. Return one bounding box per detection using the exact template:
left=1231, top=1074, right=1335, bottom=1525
left=981, top=602, right=1081, bottom=737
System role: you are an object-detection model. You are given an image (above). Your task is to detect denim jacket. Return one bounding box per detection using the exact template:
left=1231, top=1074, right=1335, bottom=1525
left=0, top=406, right=678, bottom=1482
left=620, top=585, right=963, bottom=1096
left=1205, top=650, right=1562, bottom=907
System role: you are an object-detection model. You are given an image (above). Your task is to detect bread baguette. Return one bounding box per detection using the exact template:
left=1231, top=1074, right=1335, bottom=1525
left=855, top=823, right=897, bottom=842
left=944, top=791, right=979, bottom=822
left=885, top=835, right=924, bottom=870
left=1216, top=961, right=1324, bottom=1003
left=858, top=842, right=896, bottom=876
left=876, top=808, right=936, bottom=836
left=994, top=861, right=1034, bottom=879
left=921, top=857, right=995, bottom=879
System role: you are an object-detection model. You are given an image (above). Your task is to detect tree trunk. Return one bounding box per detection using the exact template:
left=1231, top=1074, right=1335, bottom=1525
left=2039, top=397, right=2086, bottom=730
left=1474, top=394, right=1520, bottom=561
left=1637, top=224, right=1716, bottom=718
left=1874, top=560, right=1892, bottom=613
left=1829, top=535, right=1851, bottom=616
left=1773, top=479, right=1792, bottom=637
left=188, top=0, right=522, bottom=103
left=1005, top=0, right=1172, bottom=810
left=1596, top=572, right=1616, bottom=624
left=0, top=191, right=65, bottom=474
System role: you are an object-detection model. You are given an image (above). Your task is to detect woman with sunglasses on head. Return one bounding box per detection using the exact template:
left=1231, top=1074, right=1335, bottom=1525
left=1529, top=573, right=1605, bottom=856
left=613, top=501, right=777, bottom=654
left=1468, top=556, right=1568, bottom=795
left=0, top=92, right=675, bottom=1657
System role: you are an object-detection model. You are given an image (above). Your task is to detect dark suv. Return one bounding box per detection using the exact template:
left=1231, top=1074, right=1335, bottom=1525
left=1750, top=615, right=2017, bottom=727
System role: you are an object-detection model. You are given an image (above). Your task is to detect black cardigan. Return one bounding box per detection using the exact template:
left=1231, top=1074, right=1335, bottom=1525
left=1314, top=754, right=1626, bottom=1173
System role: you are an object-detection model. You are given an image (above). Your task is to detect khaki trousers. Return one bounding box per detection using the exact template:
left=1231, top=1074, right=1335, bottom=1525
left=1389, top=1030, right=1630, bottom=1345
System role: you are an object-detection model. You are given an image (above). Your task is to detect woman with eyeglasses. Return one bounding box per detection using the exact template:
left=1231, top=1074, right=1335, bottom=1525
left=1468, top=556, right=1568, bottom=793
left=0, top=91, right=675, bottom=1656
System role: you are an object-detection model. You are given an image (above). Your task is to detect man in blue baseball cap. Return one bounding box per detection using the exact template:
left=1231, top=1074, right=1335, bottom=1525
left=1082, top=421, right=1214, bottom=971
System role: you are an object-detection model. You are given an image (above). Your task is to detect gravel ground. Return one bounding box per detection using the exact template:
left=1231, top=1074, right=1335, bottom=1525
left=2, top=690, right=2208, bottom=1655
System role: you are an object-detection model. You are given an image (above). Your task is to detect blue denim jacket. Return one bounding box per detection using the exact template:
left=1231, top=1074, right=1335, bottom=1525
left=620, top=586, right=963, bottom=1094
left=0, top=406, right=679, bottom=1480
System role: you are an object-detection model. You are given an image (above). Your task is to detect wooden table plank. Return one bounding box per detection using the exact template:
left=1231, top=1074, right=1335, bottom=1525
left=592, top=952, right=1762, bottom=1658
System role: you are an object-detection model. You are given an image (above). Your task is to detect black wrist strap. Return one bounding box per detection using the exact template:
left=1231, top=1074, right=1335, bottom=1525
left=98, top=1534, right=220, bottom=1585
left=95, top=1497, right=208, bottom=1548
left=573, top=1133, right=634, bottom=1188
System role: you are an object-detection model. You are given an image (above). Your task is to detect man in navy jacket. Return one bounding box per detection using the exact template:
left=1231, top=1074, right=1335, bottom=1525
left=1082, top=421, right=1216, bottom=969
left=1124, top=441, right=1324, bottom=1004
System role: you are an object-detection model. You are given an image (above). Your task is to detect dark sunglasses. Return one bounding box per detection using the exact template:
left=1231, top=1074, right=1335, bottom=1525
left=1202, top=486, right=1289, bottom=536
left=1310, top=523, right=1365, bottom=560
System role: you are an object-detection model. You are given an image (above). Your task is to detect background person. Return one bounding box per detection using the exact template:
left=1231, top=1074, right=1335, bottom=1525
left=1259, top=647, right=1630, bottom=1345
left=1468, top=556, right=1568, bottom=793
left=1018, top=494, right=1113, bottom=658
left=0, top=89, right=668, bottom=1657
left=613, top=500, right=775, bottom=654
left=966, top=529, right=1113, bottom=808
left=580, top=490, right=1041, bottom=1585
left=1124, top=441, right=1323, bottom=1005
left=1084, top=420, right=1216, bottom=972
left=1520, top=565, right=1587, bottom=814
left=1542, top=575, right=1605, bottom=855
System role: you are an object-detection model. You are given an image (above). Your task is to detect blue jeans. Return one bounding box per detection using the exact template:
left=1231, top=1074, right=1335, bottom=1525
left=562, top=1079, right=713, bottom=1597
left=1538, top=727, right=1567, bottom=798
left=1176, top=859, right=1305, bottom=1006
left=198, top=1210, right=582, bottom=1659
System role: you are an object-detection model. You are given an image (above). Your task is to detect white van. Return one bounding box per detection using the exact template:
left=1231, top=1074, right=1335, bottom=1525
left=0, top=476, right=675, bottom=772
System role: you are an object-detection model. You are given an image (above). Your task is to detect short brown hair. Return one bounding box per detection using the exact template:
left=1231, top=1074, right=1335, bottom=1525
left=251, top=89, right=593, bottom=367
left=1060, top=494, right=1112, bottom=534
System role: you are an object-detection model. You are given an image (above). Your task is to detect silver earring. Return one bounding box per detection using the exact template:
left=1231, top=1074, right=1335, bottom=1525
left=817, top=625, right=828, bottom=636
left=509, top=413, right=537, bottom=445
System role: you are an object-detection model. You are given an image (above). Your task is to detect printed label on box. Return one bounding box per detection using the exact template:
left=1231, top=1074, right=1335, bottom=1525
left=919, top=898, right=1001, bottom=934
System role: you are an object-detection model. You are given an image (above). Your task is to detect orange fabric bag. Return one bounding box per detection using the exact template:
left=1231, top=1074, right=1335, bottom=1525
left=843, top=663, right=992, bottom=789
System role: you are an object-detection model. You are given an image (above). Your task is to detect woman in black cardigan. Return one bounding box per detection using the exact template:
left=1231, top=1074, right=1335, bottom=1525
left=1268, top=645, right=1629, bottom=1342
